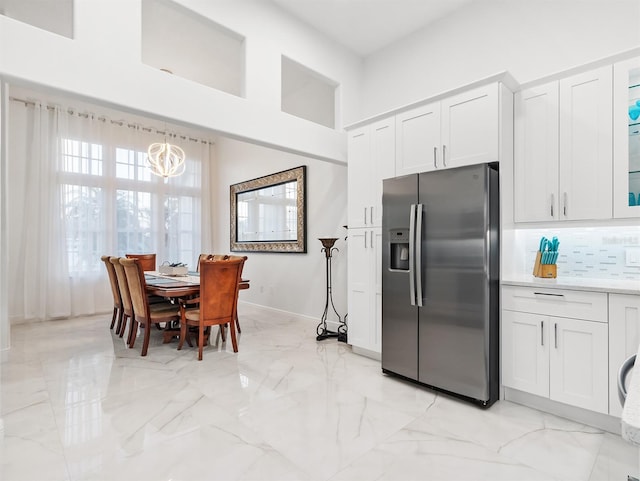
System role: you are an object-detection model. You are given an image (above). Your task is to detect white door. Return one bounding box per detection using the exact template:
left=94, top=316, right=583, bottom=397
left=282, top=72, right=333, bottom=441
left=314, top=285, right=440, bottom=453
left=613, top=56, right=640, bottom=219
left=558, top=66, right=613, bottom=220
left=395, top=102, right=440, bottom=175
left=347, top=127, right=371, bottom=229
left=501, top=310, right=549, bottom=398
left=608, top=294, right=640, bottom=417
left=549, top=317, right=609, bottom=414
left=514, top=82, right=560, bottom=222
left=371, top=119, right=396, bottom=226
left=441, top=83, right=499, bottom=169
left=347, top=228, right=371, bottom=349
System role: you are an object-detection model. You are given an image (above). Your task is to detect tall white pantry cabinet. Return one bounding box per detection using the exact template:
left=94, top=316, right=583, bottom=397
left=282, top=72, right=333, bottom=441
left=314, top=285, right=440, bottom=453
left=346, top=74, right=515, bottom=357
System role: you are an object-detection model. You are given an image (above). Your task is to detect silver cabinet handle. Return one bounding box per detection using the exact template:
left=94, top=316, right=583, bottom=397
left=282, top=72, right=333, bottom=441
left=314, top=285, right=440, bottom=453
left=364, top=230, right=367, bottom=249
left=442, top=144, right=447, bottom=167
left=370, top=206, right=374, bottom=225
left=541, top=320, right=544, bottom=346
left=554, top=323, right=558, bottom=349
left=550, top=193, right=554, bottom=218
left=533, top=292, right=564, bottom=297
left=433, top=146, right=438, bottom=168
left=370, top=230, right=374, bottom=248
left=364, top=207, right=367, bottom=225
left=563, top=192, right=568, bottom=217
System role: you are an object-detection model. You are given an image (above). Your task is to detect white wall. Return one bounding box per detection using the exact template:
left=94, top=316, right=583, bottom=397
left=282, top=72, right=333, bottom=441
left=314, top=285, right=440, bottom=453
left=213, top=137, right=348, bottom=322
left=0, top=0, right=363, bottom=162
left=361, top=0, right=640, bottom=118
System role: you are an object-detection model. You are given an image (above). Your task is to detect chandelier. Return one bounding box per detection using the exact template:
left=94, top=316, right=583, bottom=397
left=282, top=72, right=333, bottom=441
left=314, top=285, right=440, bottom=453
left=146, top=141, right=186, bottom=178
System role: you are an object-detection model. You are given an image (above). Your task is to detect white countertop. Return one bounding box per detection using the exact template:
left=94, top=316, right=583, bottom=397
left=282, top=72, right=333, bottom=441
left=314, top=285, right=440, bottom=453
left=501, top=275, right=640, bottom=296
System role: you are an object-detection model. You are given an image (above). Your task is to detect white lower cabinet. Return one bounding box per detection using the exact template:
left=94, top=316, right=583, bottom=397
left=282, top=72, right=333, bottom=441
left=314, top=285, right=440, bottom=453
left=347, top=227, right=382, bottom=354
left=608, top=293, right=640, bottom=417
left=502, top=286, right=609, bottom=414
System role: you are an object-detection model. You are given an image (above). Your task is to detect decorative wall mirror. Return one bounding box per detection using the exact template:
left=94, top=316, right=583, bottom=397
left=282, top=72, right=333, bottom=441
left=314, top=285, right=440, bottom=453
left=230, top=166, right=307, bottom=253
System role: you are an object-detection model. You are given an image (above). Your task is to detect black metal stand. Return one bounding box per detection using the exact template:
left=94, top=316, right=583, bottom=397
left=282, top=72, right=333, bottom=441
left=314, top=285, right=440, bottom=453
left=316, top=238, right=347, bottom=342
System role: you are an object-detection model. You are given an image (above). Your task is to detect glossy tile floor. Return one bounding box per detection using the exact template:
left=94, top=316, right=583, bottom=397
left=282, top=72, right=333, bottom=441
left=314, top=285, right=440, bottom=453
left=1, top=304, right=638, bottom=481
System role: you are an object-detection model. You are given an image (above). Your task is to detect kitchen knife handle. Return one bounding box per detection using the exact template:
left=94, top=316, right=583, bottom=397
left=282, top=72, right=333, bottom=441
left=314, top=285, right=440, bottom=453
left=409, top=204, right=416, bottom=306
left=433, top=146, right=438, bottom=168
left=415, top=204, right=424, bottom=307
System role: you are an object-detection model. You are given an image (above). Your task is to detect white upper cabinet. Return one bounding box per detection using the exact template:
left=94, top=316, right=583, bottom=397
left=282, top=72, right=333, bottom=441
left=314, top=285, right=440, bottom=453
left=613, top=56, right=640, bottom=218
left=395, top=83, right=502, bottom=176
left=347, top=118, right=395, bottom=229
left=395, top=102, right=440, bottom=175
left=559, top=66, right=613, bottom=220
left=514, top=83, right=560, bottom=222
left=514, top=66, right=613, bottom=222
left=441, top=84, right=499, bottom=169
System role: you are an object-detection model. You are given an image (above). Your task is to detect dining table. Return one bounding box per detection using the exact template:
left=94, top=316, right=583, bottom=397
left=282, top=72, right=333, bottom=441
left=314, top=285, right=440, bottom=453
left=144, top=271, right=250, bottom=343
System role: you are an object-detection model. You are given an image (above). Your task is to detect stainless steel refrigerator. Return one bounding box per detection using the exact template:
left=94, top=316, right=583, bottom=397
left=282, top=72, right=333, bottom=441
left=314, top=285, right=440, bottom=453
left=381, top=162, right=499, bottom=407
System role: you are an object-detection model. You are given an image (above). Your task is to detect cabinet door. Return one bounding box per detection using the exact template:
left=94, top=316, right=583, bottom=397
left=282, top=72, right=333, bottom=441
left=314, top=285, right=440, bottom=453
left=347, top=127, right=371, bottom=229
left=514, top=82, right=559, bottom=222
left=441, top=83, right=499, bottom=169
left=501, top=310, right=549, bottom=398
left=347, top=229, right=371, bottom=349
left=613, top=56, right=640, bottom=218
left=371, top=119, right=396, bottom=226
left=549, top=317, right=609, bottom=414
left=608, top=294, right=640, bottom=417
left=395, top=102, right=440, bottom=176
left=558, top=66, right=613, bottom=220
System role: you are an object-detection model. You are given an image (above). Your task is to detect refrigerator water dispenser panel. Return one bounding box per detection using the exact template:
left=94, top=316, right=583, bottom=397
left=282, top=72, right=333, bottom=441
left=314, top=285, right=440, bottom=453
left=389, top=228, right=410, bottom=271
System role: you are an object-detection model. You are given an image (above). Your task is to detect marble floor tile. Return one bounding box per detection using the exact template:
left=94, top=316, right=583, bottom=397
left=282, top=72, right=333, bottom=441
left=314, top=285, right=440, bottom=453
left=1, top=303, right=638, bottom=481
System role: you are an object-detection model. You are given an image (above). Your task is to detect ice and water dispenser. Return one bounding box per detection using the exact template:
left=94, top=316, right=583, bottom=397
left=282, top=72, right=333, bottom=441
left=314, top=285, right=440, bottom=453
left=388, top=228, right=410, bottom=271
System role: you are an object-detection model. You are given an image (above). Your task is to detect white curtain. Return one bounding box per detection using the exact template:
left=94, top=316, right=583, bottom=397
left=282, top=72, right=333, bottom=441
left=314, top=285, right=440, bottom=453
left=8, top=98, right=213, bottom=322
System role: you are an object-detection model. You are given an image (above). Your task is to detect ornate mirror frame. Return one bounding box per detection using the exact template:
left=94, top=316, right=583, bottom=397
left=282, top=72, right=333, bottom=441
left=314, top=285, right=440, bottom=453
left=230, top=166, right=307, bottom=253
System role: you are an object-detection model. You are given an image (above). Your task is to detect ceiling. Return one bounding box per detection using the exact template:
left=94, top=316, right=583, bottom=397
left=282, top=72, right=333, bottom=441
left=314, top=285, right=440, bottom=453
left=270, top=0, right=475, bottom=57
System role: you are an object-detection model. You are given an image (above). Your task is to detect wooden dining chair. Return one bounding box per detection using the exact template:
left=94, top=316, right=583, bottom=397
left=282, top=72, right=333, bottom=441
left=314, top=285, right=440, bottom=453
left=101, top=255, right=123, bottom=331
left=125, top=253, right=156, bottom=271
left=121, top=257, right=180, bottom=356
left=196, top=254, right=248, bottom=337
left=110, top=257, right=135, bottom=344
left=178, top=256, right=245, bottom=360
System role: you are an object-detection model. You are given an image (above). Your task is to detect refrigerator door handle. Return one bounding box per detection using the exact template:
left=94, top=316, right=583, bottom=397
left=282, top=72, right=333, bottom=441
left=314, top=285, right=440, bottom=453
left=409, top=204, right=417, bottom=306
left=415, top=203, right=424, bottom=307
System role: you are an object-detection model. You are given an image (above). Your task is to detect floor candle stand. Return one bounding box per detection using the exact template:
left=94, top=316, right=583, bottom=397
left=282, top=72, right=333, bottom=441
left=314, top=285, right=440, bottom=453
left=316, top=238, right=347, bottom=342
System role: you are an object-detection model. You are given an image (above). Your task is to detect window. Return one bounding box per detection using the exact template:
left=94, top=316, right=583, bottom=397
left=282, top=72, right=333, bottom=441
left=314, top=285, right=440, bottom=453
left=60, top=138, right=202, bottom=274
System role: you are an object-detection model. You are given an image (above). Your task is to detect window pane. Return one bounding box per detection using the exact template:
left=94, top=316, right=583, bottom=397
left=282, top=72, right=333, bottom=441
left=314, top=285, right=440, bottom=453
left=63, top=184, right=104, bottom=273
left=62, top=138, right=103, bottom=175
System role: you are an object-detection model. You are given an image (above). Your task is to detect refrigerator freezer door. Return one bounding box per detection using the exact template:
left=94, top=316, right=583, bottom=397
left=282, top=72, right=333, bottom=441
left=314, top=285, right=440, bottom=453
left=417, top=164, right=495, bottom=401
left=382, top=174, right=419, bottom=380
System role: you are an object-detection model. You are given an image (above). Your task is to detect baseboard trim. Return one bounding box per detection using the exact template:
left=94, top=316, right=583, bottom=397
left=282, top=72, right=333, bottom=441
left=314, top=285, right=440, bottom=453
left=504, top=387, right=622, bottom=434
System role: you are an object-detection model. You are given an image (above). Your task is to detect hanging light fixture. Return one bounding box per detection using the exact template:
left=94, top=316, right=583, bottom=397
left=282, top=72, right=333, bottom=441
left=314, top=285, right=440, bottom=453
left=146, top=135, right=186, bottom=179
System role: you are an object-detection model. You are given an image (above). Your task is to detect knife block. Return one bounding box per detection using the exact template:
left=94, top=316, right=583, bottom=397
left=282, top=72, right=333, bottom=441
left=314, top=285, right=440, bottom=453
left=532, top=251, right=557, bottom=278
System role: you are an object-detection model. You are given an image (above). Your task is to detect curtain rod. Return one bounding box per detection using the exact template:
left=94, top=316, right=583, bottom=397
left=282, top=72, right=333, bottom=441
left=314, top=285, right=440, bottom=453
left=9, top=96, right=214, bottom=146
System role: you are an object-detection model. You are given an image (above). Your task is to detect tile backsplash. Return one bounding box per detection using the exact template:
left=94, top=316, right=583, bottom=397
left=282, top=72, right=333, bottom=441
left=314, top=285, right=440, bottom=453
left=518, top=226, right=640, bottom=280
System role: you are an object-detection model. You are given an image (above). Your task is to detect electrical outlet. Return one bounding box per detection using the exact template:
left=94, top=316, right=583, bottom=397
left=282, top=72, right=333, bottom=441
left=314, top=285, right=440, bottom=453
left=626, top=247, right=640, bottom=267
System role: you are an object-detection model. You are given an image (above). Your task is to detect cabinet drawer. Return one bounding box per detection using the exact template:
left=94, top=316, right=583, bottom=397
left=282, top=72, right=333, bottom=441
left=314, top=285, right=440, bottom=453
left=502, top=286, right=607, bottom=322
